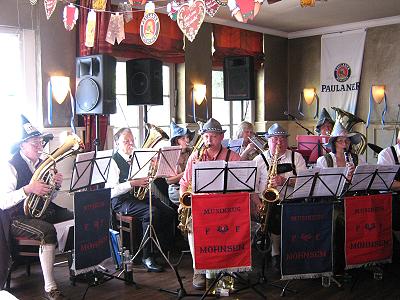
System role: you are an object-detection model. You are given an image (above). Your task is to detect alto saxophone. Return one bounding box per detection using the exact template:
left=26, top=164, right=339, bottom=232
left=177, top=142, right=207, bottom=235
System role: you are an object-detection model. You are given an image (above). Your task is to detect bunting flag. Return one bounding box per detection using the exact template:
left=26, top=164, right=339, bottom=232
left=92, top=0, right=107, bottom=11
left=177, top=0, right=206, bottom=42
left=320, top=29, right=366, bottom=117
left=106, top=13, right=125, bottom=45
left=118, top=2, right=134, bottom=23
left=44, top=0, right=58, bottom=20
left=344, top=193, right=392, bottom=269
left=63, top=4, right=79, bottom=31
left=85, top=10, right=97, bottom=48
left=192, top=192, right=251, bottom=273
left=205, top=0, right=220, bottom=17
left=281, top=202, right=334, bottom=280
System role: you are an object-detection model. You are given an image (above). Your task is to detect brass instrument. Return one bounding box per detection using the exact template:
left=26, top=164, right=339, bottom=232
left=24, top=134, right=84, bottom=218
left=133, top=123, right=169, bottom=200
left=261, top=143, right=281, bottom=204
left=177, top=139, right=207, bottom=235
left=248, top=135, right=268, bottom=153
left=331, top=107, right=367, bottom=155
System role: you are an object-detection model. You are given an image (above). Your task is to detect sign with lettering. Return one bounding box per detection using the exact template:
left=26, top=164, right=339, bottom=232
left=176, top=0, right=206, bottom=42
left=192, top=192, right=251, bottom=272
left=74, top=188, right=111, bottom=271
left=281, top=202, right=333, bottom=280
left=205, top=0, right=220, bottom=17
left=344, top=193, right=392, bottom=269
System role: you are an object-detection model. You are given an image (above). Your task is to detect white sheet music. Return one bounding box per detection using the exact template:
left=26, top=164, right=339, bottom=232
left=228, top=138, right=244, bottom=154
left=314, top=167, right=348, bottom=197
left=370, top=165, right=400, bottom=190
left=155, top=146, right=181, bottom=178
left=129, top=149, right=158, bottom=179
left=70, top=151, right=96, bottom=190
left=348, top=164, right=379, bottom=192
left=193, top=161, right=225, bottom=192
left=226, top=160, right=257, bottom=191
left=290, top=168, right=318, bottom=199
left=91, top=149, right=113, bottom=184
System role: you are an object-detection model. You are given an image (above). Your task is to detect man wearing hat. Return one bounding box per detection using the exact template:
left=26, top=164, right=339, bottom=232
left=179, top=118, right=241, bottom=289
left=0, top=115, right=72, bottom=300
left=315, top=108, right=335, bottom=136
left=166, top=122, right=195, bottom=206
left=253, top=123, right=307, bottom=273
left=316, top=122, right=363, bottom=181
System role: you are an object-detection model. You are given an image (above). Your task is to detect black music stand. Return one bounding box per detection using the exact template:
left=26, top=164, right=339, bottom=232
left=297, top=135, right=330, bottom=165
left=191, top=160, right=264, bottom=299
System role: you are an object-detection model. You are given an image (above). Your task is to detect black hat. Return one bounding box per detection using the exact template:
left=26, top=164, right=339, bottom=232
left=10, top=115, right=43, bottom=154
left=170, top=122, right=194, bottom=145
left=315, top=108, right=334, bottom=134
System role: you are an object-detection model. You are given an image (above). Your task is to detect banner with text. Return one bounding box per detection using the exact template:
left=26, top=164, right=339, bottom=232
left=320, top=29, right=366, bottom=115
left=73, top=188, right=111, bottom=274
left=192, top=192, right=251, bottom=272
left=281, top=202, right=333, bottom=280
left=345, top=193, right=392, bottom=269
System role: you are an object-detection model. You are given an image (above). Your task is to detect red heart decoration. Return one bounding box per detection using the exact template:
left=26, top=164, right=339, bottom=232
left=205, top=0, right=220, bottom=17
left=177, top=0, right=206, bottom=42
left=44, top=0, right=57, bottom=20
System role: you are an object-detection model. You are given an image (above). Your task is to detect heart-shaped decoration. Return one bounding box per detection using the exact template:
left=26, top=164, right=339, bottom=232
left=177, top=0, right=206, bottom=42
left=205, top=0, right=220, bottom=17
left=44, top=0, right=57, bottom=20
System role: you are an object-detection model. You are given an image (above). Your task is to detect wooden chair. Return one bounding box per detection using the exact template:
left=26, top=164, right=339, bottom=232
left=115, top=213, right=140, bottom=256
left=6, top=237, right=41, bottom=290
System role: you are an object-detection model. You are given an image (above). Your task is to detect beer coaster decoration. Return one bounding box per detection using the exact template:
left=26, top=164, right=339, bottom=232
left=85, top=9, right=97, bottom=47
left=177, top=0, right=206, bottom=42
left=63, top=4, right=79, bottom=31
left=44, top=0, right=58, bottom=20
left=205, top=0, right=220, bottom=17
left=118, top=2, right=134, bottom=23
left=92, top=0, right=107, bottom=11
left=215, top=0, right=228, bottom=5
left=140, top=2, right=160, bottom=45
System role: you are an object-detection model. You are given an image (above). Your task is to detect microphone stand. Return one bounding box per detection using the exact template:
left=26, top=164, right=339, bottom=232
left=285, top=113, right=314, bottom=135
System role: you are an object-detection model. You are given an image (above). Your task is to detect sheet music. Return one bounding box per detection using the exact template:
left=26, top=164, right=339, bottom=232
left=348, top=164, right=378, bottom=192
left=290, top=168, right=318, bottom=199
left=155, top=146, right=181, bottom=178
left=221, top=139, right=230, bottom=148
left=228, top=138, right=244, bottom=154
left=226, top=160, right=257, bottom=191
left=193, top=160, right=225, bottom=192
left=91, top=149, right=113, bottom=184
left=70, top=151, right=96, bottom=190
left=129, top=149, right=158, bottom=179
left=314, top=167, right=347, bottom=197
left=370, top=165, right=400, bottom=190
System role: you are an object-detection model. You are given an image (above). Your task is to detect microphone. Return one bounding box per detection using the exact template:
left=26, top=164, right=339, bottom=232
left=284, top=111, right=296, bottom=120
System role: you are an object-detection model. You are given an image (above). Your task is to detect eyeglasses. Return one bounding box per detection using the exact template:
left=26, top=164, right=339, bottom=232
left=27, top=140, right=45, bottom=147
left=121, top=140, right=134, bottom=146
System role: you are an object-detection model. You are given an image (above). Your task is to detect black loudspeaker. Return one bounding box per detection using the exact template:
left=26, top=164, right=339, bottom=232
left=223, top=56, right=255, bottom=101
left=75, top=54, right=116, bottom=115
left=126, top=58, right=163, bottom=106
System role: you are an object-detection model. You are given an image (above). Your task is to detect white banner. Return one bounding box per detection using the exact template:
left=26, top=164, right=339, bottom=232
left=320, top=30, right=366, bottom=115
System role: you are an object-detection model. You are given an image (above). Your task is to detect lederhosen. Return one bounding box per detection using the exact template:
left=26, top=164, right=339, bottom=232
left=260, top=151, right=297, bottom=235
left=7, top=152, right=72, bottom=244
left=390, top=146, right=400, bottom=231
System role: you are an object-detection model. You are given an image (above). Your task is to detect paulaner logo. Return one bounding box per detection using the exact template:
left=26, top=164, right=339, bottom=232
left=334, top=63, right=351, bottom=82
left=321, top=62, right=360, bottom=93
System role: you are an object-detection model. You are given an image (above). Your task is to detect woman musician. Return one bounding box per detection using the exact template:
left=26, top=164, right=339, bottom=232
left=166, top=122, right=195, bottom=206
left=236, top=121, right=259, bottom=161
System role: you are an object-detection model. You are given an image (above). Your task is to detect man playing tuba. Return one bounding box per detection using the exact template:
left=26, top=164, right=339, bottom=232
left=0, top=115, right=73, bottom=300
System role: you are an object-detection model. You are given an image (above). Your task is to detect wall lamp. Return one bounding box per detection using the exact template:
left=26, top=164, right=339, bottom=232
left=192, top=83, right=208, bottom=122
left=50, top=76, right=70, bottom=104
left=371, top=85, right=385, bottom=104
left=367, top=84, right=387, bottom=128
left=298, top=87, right=319, bottom=118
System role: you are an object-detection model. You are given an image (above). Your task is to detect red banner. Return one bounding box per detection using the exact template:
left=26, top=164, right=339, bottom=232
left=192, top=192, right=251, bottom=271
left=345, top=193, right=392, bottom=268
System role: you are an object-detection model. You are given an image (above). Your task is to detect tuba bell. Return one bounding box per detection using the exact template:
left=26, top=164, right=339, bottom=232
left=24, top=134, right=84, bottom=218
left=133, top=123, right=169, bottom=200
left=331, top=107, right=367, bottom=154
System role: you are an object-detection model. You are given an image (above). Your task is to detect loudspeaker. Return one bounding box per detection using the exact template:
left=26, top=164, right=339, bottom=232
left=223, top=56, right=255, bottom=101
left=126, top=58, right=163, bottom=106
left=75, top=54, right=116, bottom=115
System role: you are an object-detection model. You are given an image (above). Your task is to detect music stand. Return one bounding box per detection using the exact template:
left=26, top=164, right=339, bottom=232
left=191, top=160, right=264, bottom=299
left=297, top=135, right=330, bottom=165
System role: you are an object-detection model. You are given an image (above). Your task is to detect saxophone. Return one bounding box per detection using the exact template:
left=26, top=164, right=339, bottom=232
left=177, top=140, right=207, bottom=235
left=255, top=143, right=281, bottom=253
left=24, top=134, right=84, bottom=218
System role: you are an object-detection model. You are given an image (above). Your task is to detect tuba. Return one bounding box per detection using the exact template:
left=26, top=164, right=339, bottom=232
left=133, top=123, right=169, bottom=200
left=331, top=107, right=367, bottom=155
left=177, top=139, right=207, bottom=236
left=24, top=134, right=84, bottom=218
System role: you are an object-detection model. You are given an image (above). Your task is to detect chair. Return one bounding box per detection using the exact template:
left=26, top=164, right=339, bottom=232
left=115, top=213, right=139, bottom=256
left=6, top=237, right=41, bottom=290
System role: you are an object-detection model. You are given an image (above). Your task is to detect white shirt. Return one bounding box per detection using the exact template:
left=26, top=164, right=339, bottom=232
left=0, top=151, right=38, bottom=210
left=377, top=144, right=400, bottom=165
left=316, top=152, right=365, bottom=168
left=253, top=149, right=307, bottom=194
left=104, top=150, right=132, bottom=198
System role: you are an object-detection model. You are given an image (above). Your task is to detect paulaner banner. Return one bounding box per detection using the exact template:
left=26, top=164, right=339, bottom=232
left=320, top=29, right=366, bottom=115
left=345, top=193, right=392, bottom=269
left=192, top=192, right=251, bottom=273
left=281, top=202, right=333, bottom=280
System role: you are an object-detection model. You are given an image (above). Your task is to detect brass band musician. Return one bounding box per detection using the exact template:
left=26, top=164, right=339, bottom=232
left=236, top=121, right=259, bottom=161
left=179, top=118, right=241, bottom=290
left=315, top=108, right=335, bottom=136
left=253, top=123, right=307, bottom=273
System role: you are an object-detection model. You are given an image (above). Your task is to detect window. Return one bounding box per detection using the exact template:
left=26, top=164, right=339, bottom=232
left=110, top=62, right=174, bottom=146
left=211, top=70, right=254, bottom=139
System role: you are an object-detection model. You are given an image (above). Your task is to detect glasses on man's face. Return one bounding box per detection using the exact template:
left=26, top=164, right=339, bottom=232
left=121, top=140, right=134, bottom=146
left=27, top=139, right=45, bottom=147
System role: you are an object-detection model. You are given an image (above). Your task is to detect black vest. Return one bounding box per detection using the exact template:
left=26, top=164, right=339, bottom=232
left=7, top=152, right=35, bottom=217
left=111, top=152, right=132, bottom=207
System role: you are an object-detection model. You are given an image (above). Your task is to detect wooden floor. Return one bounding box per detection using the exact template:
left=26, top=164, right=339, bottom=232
left=6, top=246, right=400, bottom=300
